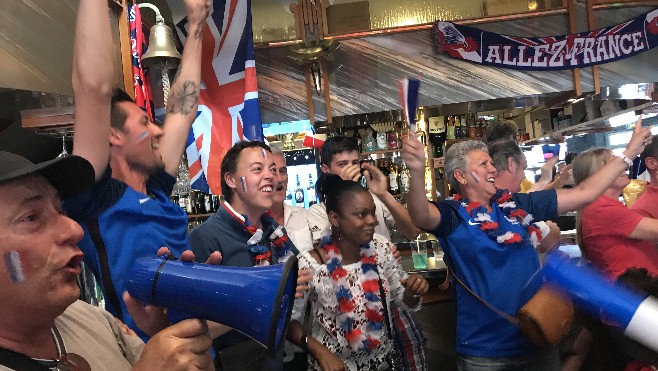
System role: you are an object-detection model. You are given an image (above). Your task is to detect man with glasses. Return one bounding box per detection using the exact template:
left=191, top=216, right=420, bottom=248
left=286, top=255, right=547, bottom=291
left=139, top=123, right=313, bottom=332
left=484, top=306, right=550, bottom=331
left=0, top=151, right=213, bottom=370
left=307, top=135, right=427, bottom=371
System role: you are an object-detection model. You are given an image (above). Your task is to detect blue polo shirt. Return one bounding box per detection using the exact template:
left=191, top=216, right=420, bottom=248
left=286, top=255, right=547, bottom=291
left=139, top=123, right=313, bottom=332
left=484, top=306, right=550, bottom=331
left=64, top=167, right=188, bottom=342
left=433, top=190, right=557, bottom=357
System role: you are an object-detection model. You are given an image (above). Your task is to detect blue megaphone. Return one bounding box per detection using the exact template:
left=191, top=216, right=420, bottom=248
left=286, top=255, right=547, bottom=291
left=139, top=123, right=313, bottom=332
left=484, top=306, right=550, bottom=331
left=543, top=252, right=658, bottom=352
left=126, top=255, right=298, bottom=356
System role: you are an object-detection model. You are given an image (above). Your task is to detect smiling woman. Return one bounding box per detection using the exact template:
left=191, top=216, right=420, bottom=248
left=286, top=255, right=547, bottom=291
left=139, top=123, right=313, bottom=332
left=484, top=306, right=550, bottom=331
left=286, top=173, right=428, bottom=370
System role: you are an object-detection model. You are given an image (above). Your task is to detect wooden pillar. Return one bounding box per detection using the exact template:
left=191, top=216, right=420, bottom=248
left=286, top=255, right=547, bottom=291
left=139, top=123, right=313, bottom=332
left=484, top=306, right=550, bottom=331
left=586, top=0, right=601, bottom=95
left=566, top=0, right=582, bottom=96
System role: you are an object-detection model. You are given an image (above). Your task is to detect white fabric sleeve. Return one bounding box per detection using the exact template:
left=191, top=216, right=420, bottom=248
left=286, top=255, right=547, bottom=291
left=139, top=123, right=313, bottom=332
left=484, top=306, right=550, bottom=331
left=291, top=252, right=315, bottom=323
left=305, top=203, right=330, bottom=242
left=377, top=237, right=421, bottom=312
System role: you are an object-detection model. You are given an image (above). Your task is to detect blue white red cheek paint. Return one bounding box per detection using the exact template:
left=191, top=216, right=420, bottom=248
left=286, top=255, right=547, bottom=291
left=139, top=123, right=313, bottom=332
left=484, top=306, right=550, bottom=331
left=240, top=176, right=248, bottom=192
left=469, top=171, right=481, bottom=184
left=137, top=130, right=150, bottom=143
left=4, top=251, right=25, bottom=283
left=261, top=148, right=267, bottom=158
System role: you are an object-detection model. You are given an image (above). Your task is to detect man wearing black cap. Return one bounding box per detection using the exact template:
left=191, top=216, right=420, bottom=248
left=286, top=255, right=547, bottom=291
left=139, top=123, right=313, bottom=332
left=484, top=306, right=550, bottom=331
left=0, top=151, right=213, bottom=370
left=62, top=0, right=216, bottom=341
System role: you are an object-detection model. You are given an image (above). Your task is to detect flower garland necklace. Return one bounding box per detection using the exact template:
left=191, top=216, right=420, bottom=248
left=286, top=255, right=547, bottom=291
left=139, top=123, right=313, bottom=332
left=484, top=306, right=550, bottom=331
left=453, top=189, right=545, bottom=248
left=320, top=233, right=385, bottom=354
left=222, top=203, right=294, bottom=266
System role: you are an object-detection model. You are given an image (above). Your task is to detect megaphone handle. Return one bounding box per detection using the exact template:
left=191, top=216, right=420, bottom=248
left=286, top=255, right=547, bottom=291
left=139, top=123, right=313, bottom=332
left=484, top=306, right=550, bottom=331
left=167, top=308, right=193, bottom=324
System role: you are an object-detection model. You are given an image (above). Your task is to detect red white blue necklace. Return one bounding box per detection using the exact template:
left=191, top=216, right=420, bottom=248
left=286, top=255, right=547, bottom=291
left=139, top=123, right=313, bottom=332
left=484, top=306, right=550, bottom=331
left=222, top=202, right=294, bottom=266
left=320, top=234, right=385, bottom=354
left=453, top=189, right=545, bottom=248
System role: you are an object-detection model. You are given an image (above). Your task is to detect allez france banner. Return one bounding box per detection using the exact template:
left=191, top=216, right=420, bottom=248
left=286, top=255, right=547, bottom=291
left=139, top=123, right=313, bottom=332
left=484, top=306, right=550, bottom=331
left=434, top=8, right=658, bottom=70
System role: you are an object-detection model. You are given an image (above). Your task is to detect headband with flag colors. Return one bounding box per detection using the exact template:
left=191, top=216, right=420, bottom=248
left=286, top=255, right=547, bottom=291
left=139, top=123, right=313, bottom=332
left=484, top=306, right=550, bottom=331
left=397, top=78, right=420, bottom=132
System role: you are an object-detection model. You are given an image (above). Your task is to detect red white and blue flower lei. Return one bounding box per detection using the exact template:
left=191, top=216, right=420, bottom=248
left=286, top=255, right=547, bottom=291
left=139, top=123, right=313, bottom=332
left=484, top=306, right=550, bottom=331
left=320, top=233, right=385, bottom=354
left=222, top=203, right=294, bottom=266
left=453, top=189, right=546, bottom=248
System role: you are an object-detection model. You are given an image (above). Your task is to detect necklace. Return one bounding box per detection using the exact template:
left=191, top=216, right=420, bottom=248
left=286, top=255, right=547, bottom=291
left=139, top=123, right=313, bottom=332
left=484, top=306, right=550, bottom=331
left=453, top=189, right=544, bottom=248
left=321, top=234, right=384, bottom=354
left=222, top=203, right=294, bottom=266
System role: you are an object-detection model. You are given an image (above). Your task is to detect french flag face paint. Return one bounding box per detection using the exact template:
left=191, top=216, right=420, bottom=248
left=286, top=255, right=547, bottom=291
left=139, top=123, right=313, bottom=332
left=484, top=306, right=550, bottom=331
left=261, top=148, right=267, bottom=159
left=469, top=171, right=481, bottom=184
left=137, top=130, right=150, bottom=143
left=4, top=251, right=25, bottom=283
left=240, top=176, right=248, bottom=192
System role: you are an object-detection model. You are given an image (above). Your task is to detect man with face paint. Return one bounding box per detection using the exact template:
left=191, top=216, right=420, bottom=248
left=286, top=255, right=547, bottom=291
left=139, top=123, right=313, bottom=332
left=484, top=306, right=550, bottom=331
left=0, top=151, right=214, bottom=370
left=189, top=141, right=308, bottom=371
left=62, top=0, right=213, bottom=342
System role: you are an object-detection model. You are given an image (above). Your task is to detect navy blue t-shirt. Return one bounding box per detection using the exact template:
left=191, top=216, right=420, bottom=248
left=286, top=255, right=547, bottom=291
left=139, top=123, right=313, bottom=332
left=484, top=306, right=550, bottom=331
left=433, top=190, right=558, bottom=357
left=64, top=167, right=189, bottom=342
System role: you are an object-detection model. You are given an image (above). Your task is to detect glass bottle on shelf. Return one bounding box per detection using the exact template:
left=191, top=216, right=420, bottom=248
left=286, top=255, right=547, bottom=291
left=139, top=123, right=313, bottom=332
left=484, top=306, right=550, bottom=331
left=376, top=130, right=388, bottom=150
left=446, top=116, right=455, bottom=140
left=387, top=127, right=399, bottom=150
left=352, top=118, right=362, bottom=152
left=294, top=175, right=305, bottom=206
left=468, top=113, right=478, bottom=138
left=307, top=174, right=316, bottom=206
left=363, top=125, right=377, bottom=153
left=388, top=160, right=400, bottom=195
left=400, top=161, right=411, bottom=193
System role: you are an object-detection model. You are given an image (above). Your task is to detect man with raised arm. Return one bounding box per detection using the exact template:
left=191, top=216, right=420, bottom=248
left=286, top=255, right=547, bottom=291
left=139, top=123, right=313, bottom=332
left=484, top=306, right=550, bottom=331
left=64, top=0, right=216, bottom=341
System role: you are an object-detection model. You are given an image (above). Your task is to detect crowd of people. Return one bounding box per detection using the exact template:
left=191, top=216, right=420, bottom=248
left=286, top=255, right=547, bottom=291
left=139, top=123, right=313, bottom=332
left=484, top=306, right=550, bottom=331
left=1, top=0, right=658, bottom=370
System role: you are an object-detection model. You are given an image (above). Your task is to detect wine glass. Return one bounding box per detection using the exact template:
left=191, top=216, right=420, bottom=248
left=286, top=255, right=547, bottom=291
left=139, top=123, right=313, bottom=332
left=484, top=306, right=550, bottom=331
left=57, top=130, right=69, bottom=158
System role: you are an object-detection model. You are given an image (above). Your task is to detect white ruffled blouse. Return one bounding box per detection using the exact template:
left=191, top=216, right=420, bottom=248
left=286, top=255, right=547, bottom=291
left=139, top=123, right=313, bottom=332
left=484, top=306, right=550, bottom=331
left=292, top=234, right=420, bottom=370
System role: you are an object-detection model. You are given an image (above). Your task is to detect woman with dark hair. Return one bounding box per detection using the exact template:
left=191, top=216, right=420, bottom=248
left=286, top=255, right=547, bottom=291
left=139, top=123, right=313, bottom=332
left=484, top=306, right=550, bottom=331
left=288, top=174, right=428, bottom=370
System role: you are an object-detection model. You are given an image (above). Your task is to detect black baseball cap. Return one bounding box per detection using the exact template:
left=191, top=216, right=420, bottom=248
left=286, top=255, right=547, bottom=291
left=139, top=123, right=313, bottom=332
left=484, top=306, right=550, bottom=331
left=0, top=151, right=95, bottom=199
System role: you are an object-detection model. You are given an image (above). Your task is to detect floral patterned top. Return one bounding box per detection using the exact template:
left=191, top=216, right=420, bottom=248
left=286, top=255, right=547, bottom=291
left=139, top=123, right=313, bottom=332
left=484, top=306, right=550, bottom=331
left=292, top=234, right=420, bottom=370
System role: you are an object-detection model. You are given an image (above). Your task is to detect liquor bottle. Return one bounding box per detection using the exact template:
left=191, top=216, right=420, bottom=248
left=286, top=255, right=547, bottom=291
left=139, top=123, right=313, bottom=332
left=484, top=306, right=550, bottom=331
left=307, top=174, right=317, bottom=206
left=468, top=113, right=478, bottom=138
left=196, top=191, right=206, bottom=214
left=204, top=193, right=212, bottom=213
left=352, top=118, right=362, bottom=152
left=416, top=108, right=427, bottom=145
left=400, top=162, right=411, bottom=193
left=446, top=116, right=455, bottom=140
left=387, top=127, right=399, bottom=149
left=186, top=190, right=195, bottom=215
left=388, top=160, right=400, bottom=195
left=294, top=175, right=305, bottom=205
left=376, top=130, right=388, bottom=150
left=428, top=115, right=446, bottom=158
left=363, top=126, right=377, bottom=153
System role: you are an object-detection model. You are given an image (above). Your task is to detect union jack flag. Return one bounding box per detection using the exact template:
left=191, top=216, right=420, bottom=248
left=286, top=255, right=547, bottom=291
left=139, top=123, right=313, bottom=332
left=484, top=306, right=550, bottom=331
left=174, top=0, right=263, bottom=194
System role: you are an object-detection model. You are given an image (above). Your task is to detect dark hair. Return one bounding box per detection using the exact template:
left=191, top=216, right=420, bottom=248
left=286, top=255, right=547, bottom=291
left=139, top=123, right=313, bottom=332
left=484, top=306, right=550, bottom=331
left=487, top=139, right=523, bottom=172
left=110, top=88, right=135, bottom=130
left=485, top=119, right=519, bottom=143
left=320, top=136, right=359, bottom=166
left=617, top=268, right=658, bottom=297
left=640, top=134, right=658, bottom=164
left=564, top=152, right=579, bottom=165
left=316, top=173, right=368, bottom=214
left=220, top=140, right=271, bottom=203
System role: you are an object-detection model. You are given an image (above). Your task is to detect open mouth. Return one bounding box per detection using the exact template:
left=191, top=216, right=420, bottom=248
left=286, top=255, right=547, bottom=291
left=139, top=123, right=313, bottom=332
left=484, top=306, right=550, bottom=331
left=275, top=182, right=285, bottom=192
left=65, top=254, right=84, bottom=271
left=486, top=177, right=495, bottom=183
left=260, top=185, right=273, bottom=193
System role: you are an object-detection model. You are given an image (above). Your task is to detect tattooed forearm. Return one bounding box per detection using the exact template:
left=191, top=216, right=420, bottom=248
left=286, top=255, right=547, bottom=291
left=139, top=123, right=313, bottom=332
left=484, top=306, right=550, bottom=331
left=194, top=22, right=203, bottom=39
left=168, top=81, right=199, bottom=115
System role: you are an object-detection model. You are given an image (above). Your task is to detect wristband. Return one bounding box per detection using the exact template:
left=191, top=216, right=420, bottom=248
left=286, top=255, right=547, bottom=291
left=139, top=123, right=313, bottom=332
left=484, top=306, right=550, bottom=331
left=617, top=153, right=634, bottom=167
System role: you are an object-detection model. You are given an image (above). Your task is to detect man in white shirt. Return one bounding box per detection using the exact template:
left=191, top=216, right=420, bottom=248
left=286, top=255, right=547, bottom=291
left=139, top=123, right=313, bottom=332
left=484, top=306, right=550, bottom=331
left=306, top=136, right=420, bottom=242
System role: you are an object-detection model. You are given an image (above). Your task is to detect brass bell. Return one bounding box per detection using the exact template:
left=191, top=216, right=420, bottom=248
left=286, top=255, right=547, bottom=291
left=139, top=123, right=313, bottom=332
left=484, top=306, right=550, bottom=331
left=142, top=22, right=181, bottom=70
